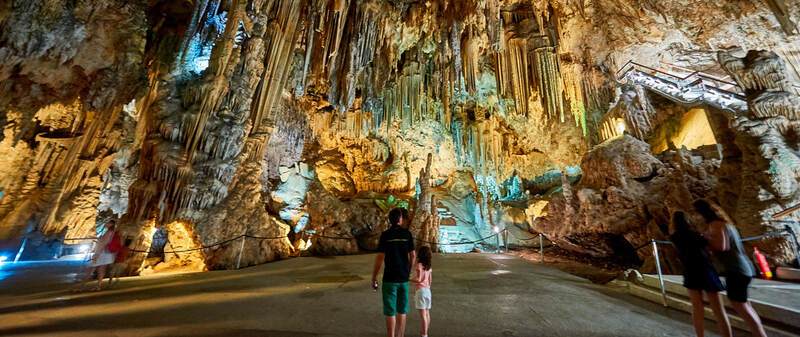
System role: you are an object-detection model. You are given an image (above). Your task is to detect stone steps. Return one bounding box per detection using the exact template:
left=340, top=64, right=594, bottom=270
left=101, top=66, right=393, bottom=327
left=617, top=274, right=800, bottom=337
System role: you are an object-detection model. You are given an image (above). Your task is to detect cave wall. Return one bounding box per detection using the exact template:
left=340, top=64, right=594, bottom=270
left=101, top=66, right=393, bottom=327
left=0, top=1, right=147, bottom=241
left=0, top=0, right=798, bottom=270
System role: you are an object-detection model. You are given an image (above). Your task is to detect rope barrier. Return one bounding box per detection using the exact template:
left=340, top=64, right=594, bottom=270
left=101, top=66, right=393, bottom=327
left=59, top=223, right=799, bottom=257
left=506, top=230, right=545, bottom=242
left=128, top=235, right=244, bottom=254
left=244, top=234, right=289, bottom=240
left=78, top=227, right=534, bottom=255
left=311, top=234, right=359, bottom=240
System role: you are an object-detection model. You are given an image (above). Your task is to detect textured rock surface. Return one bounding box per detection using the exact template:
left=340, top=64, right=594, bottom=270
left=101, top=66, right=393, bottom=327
left=0, top=0, right=798, bottom=271
left=0, top=0, right=147, bottom=240
left=535, top=135, right=717, bottom=262
left=716, top=49, right=800, bottom=265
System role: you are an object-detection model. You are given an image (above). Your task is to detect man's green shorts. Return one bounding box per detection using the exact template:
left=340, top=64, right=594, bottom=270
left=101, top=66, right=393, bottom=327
left=381, top=281, right=409, bottom=316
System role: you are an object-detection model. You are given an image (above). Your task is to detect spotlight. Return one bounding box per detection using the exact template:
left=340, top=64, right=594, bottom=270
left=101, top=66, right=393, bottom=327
left=615, top=119, right=626, bottom=134
left=493, top=226, right=500, bottom=233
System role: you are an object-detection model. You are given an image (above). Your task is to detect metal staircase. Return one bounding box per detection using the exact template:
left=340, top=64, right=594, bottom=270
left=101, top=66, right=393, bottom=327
left=615, top=61, right=748, bottom=114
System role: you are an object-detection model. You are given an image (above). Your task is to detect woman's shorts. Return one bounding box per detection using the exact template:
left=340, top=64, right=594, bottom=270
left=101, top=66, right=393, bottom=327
left=725, top=273, right=752, bottom=303
left=414, top=288, right=432, bottom=310
left=683, top=267, right=725, bottom=293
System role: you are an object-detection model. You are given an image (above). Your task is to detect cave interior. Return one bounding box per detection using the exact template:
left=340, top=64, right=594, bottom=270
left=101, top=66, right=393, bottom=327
left=0, top=0, right=799, bottom=275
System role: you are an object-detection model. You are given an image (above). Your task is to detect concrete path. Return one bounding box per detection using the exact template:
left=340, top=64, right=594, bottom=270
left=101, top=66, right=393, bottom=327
left=0, top=254, right=714, bottom=337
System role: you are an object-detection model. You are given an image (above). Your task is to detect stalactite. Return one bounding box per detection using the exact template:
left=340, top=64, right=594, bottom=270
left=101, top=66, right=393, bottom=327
left=462, top=30, right=481, bottom=95
left=451, top=21, right=465, bottom=96
left=252, top=0, right=304, bottom=132
left=485, top=0, right=502, bottom=51
left=176, top=0, right=212, bottom=69
left=561, top=62, right=588, bottom=135
left=533, top=46, right=565, bottom=122
left=496, top=38, right=532, bottom=116
left=126, top=0, right=308, bottom=223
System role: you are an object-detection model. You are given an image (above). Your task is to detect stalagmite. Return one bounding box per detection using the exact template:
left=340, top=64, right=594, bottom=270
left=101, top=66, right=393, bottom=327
left=412, top=153, right=439, bottom=252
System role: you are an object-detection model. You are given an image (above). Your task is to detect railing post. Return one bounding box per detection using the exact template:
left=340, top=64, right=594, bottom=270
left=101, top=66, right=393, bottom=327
left=652, top=240, right=668, bottom=307
left=495, top=232, right=500, bottom=253
left=14, top=237, right=27, bottom=263
left=539, top=234, right=544, bottom=262
left=784, top=224, right=800, bottom=267
left=504, top=230, right=509, bottom=253
left=236, top=233, right=246, bottom=270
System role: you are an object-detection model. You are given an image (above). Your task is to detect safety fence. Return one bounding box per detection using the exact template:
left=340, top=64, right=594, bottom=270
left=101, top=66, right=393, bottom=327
left=507, top=230, right=555, bottom=261
left=636, top=222, right=799, bottom=307
left=615, top=60, right=744, bottom=95
left=614, top=60, right=748, bottom=116
left=48, top=228, right=554, bottom=269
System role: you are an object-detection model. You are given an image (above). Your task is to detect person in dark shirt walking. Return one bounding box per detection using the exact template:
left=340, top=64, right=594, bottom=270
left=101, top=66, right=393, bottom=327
left=372, top=208, right=416, bottom=337
left=669, top=211, right=731, bottom=337
left=694, top=199, right=767, bottom=337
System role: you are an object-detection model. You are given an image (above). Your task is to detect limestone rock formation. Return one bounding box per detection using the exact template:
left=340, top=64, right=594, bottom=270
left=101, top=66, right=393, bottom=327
left=535, top=135, right=718, bottom=262
left=1, top=0, right=798, bottom=272
left=0, top=0, right=146, bottom=241
left=717, top=49, right=800, bottom=264
left=411, top=153, right=440, bottom=251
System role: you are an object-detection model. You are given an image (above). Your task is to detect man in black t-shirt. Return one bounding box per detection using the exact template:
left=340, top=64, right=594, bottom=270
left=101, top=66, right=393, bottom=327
left=371, top=208, right=415, bottom=337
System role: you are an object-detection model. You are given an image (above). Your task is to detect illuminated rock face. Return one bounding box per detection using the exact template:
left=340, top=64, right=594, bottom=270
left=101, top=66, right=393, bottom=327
left=534, top=135, right=718, bottom=263
left=716, top=49, right=800, bottom=265
left=0, top=0, right=798, bottom=271
left=0, top=1, right=147, bottom=240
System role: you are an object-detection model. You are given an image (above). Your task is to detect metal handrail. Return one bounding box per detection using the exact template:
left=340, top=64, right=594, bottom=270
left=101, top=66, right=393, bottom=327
left=616, top=60, right=739, bottom=87
left=617, top=61, right=747, bottom=102
left=602, top=60, right=751, bottom=138
left=617, top=60, right=800, bottom=95
left=640, top=224, right=798, bottom=308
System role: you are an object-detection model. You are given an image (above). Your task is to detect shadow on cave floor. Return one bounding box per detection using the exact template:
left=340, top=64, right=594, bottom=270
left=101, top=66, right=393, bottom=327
left=511, top=246, right=636, bottom=284
left=0, top=253, right=713, bottom=337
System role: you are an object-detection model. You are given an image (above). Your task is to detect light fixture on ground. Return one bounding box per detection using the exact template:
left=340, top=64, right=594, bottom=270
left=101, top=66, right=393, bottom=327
left=615, top=119, right=626, bottom=135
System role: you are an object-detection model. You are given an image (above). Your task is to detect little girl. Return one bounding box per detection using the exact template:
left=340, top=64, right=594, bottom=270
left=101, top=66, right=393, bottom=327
left=412, top=246, right=433, bottom=337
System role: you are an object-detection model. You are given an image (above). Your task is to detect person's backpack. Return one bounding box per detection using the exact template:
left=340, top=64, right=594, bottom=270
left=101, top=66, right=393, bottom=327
left=107, top=232, right=123, bottom=253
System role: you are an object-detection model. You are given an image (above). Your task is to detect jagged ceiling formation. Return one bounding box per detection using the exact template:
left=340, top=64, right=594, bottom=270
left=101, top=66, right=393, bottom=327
left=0, top=0, right=798, bottom=269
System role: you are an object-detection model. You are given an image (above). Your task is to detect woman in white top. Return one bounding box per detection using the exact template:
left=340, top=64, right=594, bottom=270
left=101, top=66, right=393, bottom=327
left=80, top=221, right=118, bottom=291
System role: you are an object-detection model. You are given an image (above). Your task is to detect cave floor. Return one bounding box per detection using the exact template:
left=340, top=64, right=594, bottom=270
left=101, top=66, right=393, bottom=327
left=0, top=253, right=717, bottom=337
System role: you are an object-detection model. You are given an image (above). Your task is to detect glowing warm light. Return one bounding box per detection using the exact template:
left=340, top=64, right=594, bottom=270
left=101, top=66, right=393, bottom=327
left=615, top=119, right=626, bottom=135
left=651, top=108, right=717, bottom=153
left=0, top=255, right=7, bottom=262
left=297, top=236, right=313, bottom=251
left=493, top=226, right=500, bottom=233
